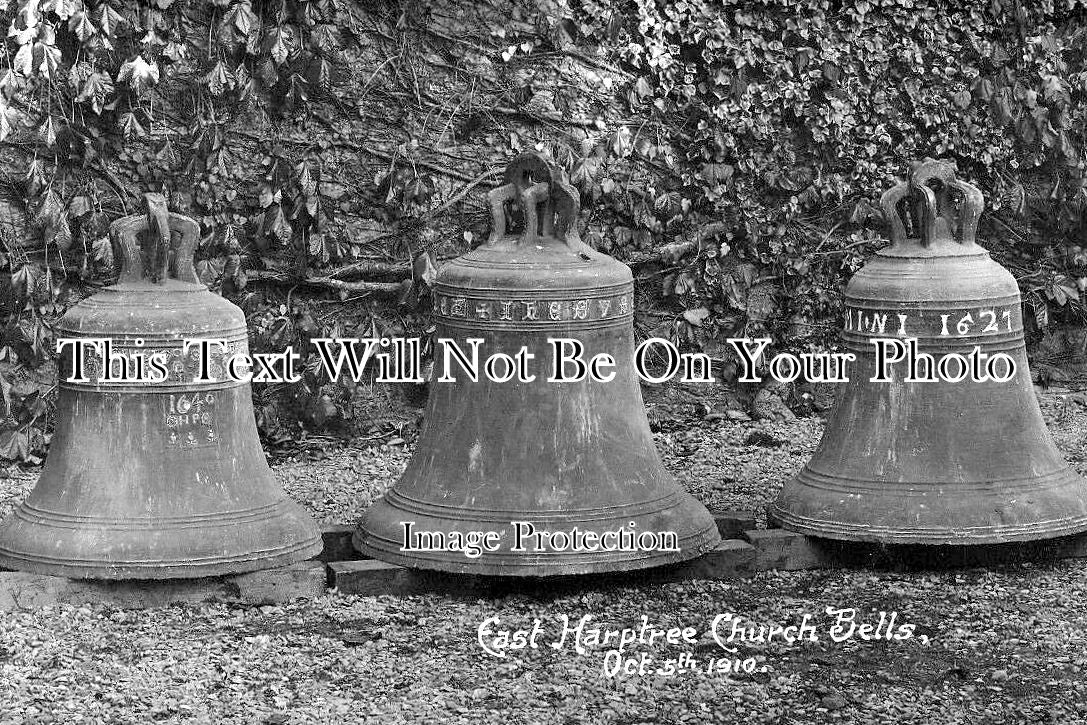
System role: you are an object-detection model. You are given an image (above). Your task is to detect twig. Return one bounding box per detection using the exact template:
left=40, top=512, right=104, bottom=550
left=232, top=127, right=489, bottom=185
left=548, top=49, right=628, bottom=77
left=327, top=260, right=412, bottom=280
left=811, top=221, right=844, bottom=253
left=989, top=214, right=1027, bottom=241
left=624, top=251, right=663, bottom=267
left=246, top=269, right=405, bottom=295
left=491, top=105, right=602, bottom=129
left=90, top=162, right=136, bottom=213
left=807, top=238, right=884, bottom=257
left=358, top=54, right=403, bottom=106
left=412, top=24, right=494, bottom=54
left=422, top=168, right=503, bottom=219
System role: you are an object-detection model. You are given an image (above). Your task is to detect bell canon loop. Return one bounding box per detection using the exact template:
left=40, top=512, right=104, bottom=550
left=354, top=152, right=721, bottom=575
left=770, top=159, right=1087, bottom=544
left=0, top=194, right=321, bottom=579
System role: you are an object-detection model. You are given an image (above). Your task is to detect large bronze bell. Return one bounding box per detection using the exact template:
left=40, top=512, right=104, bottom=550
left=355, top=153, right=720, bottom=575
left=0, top=195, right=321, bottom=578
left=771, top=159, right=1087, bottom=544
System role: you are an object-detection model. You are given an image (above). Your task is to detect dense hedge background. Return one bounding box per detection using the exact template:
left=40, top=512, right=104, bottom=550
left=0, top=0, right=1086, bottom=461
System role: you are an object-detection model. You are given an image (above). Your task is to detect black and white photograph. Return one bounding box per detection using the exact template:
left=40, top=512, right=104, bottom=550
left=0, top=0, right=1086, bottom=722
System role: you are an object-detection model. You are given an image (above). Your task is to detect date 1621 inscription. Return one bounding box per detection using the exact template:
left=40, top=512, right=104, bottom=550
left=844, top=306, right=1016, bottom=338
left=731, top=305, right=1020, bottom=384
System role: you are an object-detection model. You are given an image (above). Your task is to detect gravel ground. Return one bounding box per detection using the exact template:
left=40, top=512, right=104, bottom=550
left=1, top=388, right=1087, bottom=724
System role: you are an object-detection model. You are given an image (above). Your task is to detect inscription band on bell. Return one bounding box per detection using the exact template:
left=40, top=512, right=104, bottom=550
left=433, top=287, right=634, bottom=326
left=59, top=333, right=249, bottom=393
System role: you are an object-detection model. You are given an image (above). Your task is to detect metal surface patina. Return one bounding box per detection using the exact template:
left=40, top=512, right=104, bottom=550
left=355, top=152, right=720, bottom=575
left=0, top=194, right=321, bottom=579
left=770, top=159, right=1087, bottom=544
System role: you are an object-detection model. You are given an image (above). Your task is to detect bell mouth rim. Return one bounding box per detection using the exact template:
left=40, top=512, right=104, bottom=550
left=352, top=525, right=721, bottom=577
left=767, top=503, right=1087, bottom=546
left=0, top=539, right=322, bottom=579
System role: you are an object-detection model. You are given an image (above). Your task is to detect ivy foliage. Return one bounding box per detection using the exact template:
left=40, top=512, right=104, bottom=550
left=539, top=0, right=1087, bottom=360
left=0, top=0, right=1086, bottom=461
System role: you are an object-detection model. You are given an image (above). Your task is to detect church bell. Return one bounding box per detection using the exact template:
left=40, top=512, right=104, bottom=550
left=0, top=195, right=321, bottom=578
left=355, top=153, right=721, bottom=574
left=770, top=159, right=1087, bottom=544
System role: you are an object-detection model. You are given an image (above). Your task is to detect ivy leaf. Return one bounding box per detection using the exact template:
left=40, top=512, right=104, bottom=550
left=17, top=0, right=40, bottom=28
left=140, top=28, right=165, bottom=47
left=0, top=372, right=11, bottom=421
left=116, top=55, right=160, bottom=96
left=162, top=41, right=186, bottom=63
left=255, top=57, right=278, bottom=87
left=9, top=23, right=40, bottom=46
left=76, top=72, right=113, bottom=114
left=67, top=195, right=92, bottom=219
left=38, top=115, right=56, bottom=146
left=48, top=214, right=72, bottom=250
left=196, top=256, right=226, bottom=285
left=218, top=0, right=257, bottom=47
left=234, top=63, right=256, bottom=100
left=154, top=137, right=179, bottom=166
left=264, top=203, right=292, bottom=244
left=952, top=89, right=971, bottom=110
left=1034, top=302, right=1049, bottom=329
left=296, top=161, right=316, bottom=196
left=35, top=189, right=63, bottom=231
left=24, top=159, right=46, bottom=198
left=683, top=307, right=712, bottom=326
left=700, top=163, right=733, bottom=185
left=974, top=77, right=994, bottom=102
left=0, top=68, right=17, bottom=98
left=203, top=60, right=234, bottom=96
left=414, top=251, right=438, bottom=287
left=92, top=235, right=113, bottom=265
left=12, top=42, right=34, bottom=77
left=306, top=230, right=324, bottom=258
left=1053, top=283, right=1080, bottom=305
left=659, top=240, right=696, bottom=263
left=1041, top=74, right=1070, bottom=108
left=1059, top=132, right=1078, bottom=164
left=232, top=1, right=258, bottom=36
left=40, top=0, right=76, bottom=21
left=67, top=58, right=91, bottom=89
left=793, top=48, right=810, bottom=72
left=610, top=126, right=632, bottom=158
left=118, top=111, right=146, bottom=139
left=285, top=73, right=308, bottom=107
left=0, top=99, right=12, bottom=143
left=991, top=90, right=1014, bottom=125
left=307, top=55, right=332, bottom=89
left=34, top=190, right=68, bottom=250
left=68, top=9, right=96, bottom=41
left=265, top=25, right=291, bottom=65
left=673, top=271, right=696, bottom=296
left=38, top=42, right=62, bottom=79
left=1016, top=114, right=1036, bottom=146
left=98, top=4, right=126, bottom=36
